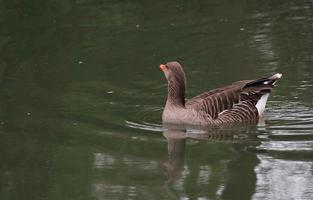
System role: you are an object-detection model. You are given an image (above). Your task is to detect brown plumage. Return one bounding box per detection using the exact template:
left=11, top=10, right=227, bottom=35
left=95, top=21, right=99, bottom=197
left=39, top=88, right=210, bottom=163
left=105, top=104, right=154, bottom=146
left=160, top=61, right=282, bottom=126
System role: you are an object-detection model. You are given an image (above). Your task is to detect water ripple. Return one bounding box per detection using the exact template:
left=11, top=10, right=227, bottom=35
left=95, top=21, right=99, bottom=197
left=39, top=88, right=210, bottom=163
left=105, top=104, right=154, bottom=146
left=257, top=141, right=313, bottom=152
left=125, top=120, right=164, bottom=132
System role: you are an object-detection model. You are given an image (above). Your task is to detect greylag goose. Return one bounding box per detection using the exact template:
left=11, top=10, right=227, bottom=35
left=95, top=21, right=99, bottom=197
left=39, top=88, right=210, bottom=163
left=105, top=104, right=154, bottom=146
left=160, top=61, right=282, bottom=126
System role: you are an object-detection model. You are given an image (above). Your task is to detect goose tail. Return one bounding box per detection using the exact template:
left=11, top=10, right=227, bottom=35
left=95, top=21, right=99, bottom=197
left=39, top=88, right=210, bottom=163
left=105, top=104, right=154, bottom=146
left=268, top=73, right=282, bottom=85
left=242, top=73, right=282, bottom=117
left=244, top=73, right=282, bottom=88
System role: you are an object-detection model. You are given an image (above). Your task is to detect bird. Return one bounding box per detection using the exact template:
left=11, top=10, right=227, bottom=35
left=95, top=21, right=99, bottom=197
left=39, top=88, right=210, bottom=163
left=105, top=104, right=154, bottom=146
left=159, top=61, right=282, bottom=126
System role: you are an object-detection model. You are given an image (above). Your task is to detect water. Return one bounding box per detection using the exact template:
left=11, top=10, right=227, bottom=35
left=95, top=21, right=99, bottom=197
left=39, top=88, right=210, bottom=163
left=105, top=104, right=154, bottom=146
left=0, top=0, right=313, bottom=199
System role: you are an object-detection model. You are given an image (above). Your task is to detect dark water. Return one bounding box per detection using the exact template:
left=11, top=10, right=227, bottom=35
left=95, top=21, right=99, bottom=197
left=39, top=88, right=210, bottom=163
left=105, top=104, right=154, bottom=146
left=0, top=0, right=313, bottom=199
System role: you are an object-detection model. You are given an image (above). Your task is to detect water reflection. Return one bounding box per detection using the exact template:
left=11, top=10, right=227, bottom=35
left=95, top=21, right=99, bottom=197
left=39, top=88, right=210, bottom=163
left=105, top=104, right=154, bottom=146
left=160, top=124, right=313, bottom=199
left=162, top=126, right=260, bottom=199
left=254, top=155, right=313, bottom=200
left=163, top=131, right=186, bottom=179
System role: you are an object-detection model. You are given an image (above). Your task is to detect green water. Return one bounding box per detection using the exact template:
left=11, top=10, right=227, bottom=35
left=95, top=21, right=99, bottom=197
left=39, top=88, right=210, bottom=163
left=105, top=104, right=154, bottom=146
left=0, top=0, right=313, bottom=199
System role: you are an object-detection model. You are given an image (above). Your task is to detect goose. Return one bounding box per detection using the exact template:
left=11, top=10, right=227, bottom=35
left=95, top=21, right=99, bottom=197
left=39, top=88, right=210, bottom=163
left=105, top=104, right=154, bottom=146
left=160, top=61, right=282, bottom=126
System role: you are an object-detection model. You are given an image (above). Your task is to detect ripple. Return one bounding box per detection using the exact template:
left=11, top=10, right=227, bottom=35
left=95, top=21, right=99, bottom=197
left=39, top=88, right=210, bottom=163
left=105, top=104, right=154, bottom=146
left=125, top=120, right=164, bottom=132
left=253, top=155, right=313, bottom=200
left=265, top=101, right=313, bottom=134
left=257, top=141, right=313, bottom=152
left=254, top=100, right=313, bottom=154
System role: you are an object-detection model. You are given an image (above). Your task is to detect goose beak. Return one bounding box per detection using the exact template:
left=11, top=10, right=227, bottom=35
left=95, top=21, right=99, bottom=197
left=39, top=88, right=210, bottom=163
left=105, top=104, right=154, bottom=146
left=160, top=64, right=167, bottom=71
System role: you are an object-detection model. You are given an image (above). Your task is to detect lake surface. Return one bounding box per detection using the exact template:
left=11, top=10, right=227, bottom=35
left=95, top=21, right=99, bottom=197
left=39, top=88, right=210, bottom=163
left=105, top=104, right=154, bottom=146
left=0, top=0, right=313, bottom=199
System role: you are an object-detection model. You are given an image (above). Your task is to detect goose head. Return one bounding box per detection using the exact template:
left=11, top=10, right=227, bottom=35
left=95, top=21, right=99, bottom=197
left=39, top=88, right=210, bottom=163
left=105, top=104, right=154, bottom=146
left=160, top=61, right=186, bottom=106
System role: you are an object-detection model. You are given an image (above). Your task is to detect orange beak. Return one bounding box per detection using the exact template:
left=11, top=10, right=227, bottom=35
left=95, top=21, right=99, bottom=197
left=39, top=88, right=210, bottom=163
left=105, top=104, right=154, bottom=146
left=160, top=64, right=167, bottom=71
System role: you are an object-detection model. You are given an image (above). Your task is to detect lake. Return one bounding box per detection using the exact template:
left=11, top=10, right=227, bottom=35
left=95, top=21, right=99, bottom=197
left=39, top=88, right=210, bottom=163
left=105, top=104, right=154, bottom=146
left=0, top=0, right=312, bottom=199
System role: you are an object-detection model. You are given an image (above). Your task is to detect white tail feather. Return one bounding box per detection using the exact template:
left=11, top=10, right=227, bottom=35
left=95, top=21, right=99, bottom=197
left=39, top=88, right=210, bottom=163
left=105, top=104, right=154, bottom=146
left=255, top=93, right=270, bottom=117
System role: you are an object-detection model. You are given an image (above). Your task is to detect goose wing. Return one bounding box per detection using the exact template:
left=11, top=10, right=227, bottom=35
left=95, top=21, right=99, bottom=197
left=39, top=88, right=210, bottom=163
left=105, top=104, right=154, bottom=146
left=186, top=73, right=282, bottom=120
left=185, top=80, right=248, bottom=119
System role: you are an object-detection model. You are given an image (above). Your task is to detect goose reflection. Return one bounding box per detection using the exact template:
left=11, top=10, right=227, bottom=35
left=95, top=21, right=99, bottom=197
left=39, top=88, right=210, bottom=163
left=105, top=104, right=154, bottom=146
left=162, top=123, right=260, bottom=180
left=162, top=124, right=261, bottom=199
left=163, top=129, right=186, bottom=179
